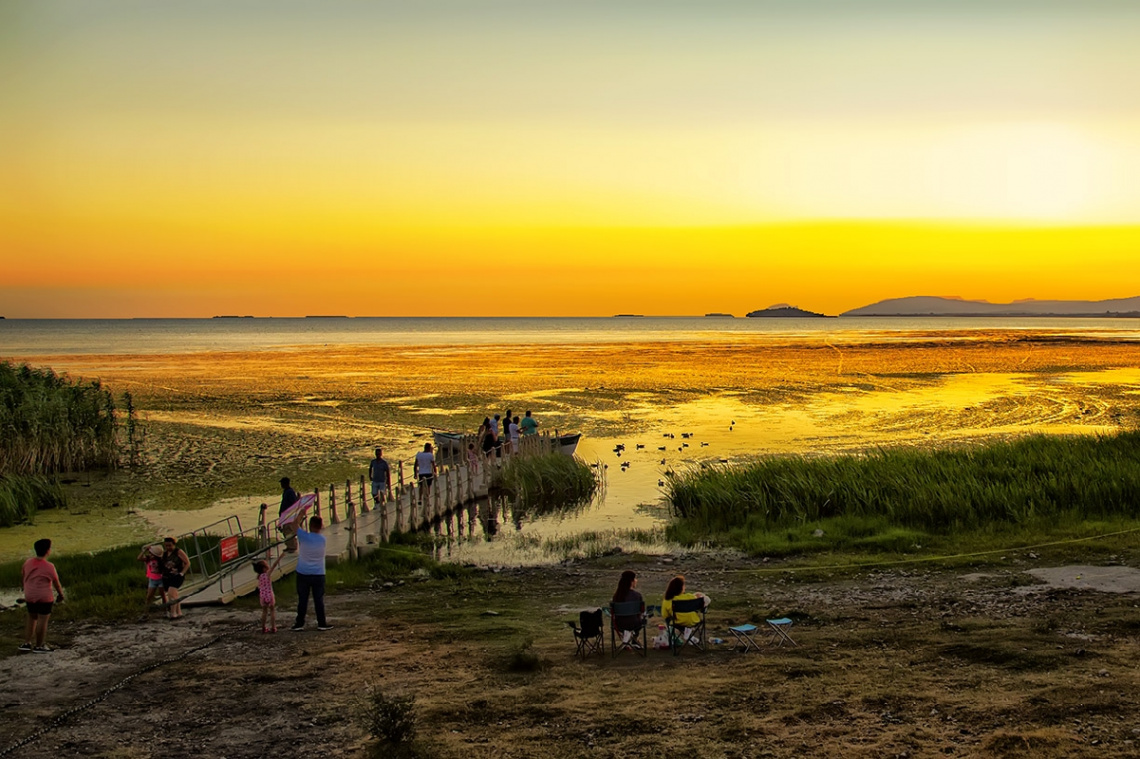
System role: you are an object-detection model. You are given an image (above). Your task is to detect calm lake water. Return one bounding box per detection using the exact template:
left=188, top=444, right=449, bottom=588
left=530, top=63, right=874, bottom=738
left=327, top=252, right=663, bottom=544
left=4, top=315, right=1139, bottom=354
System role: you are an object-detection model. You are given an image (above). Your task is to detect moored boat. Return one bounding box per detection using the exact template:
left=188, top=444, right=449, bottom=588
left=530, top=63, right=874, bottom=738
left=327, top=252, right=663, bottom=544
left=557, top=432, right=581, bottom=456
left=432, top=431, right=467, bottom=460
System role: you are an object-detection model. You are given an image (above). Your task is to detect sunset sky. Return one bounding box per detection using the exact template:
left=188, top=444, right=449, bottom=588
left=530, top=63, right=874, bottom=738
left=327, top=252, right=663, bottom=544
left=3, top=1, right=1140, bottom=317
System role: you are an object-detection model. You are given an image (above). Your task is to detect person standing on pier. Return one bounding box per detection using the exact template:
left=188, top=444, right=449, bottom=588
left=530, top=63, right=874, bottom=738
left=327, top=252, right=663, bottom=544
left=520, top=409, right=538, bottom=437
left=478, top=417, right=496, bottom=463
left=415, top=443, right=437, bottom=503
left=492, top=414, right=504, bottom=458
left=368, top=448, right=392, bottom=504
left=291, top=516, right=331, bottom=632
left=279, top=477, right=300, bottom=551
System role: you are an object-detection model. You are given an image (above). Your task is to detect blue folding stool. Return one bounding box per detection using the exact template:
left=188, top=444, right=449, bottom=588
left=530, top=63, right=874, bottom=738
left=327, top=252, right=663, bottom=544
left=766, top=617, right=797, bottom=647
left=727, top=623, right=762, bottom=652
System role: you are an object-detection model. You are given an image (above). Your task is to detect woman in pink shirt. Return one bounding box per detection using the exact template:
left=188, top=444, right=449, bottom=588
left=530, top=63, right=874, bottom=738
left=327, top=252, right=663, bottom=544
left=20, top=538, right=64, bottom=653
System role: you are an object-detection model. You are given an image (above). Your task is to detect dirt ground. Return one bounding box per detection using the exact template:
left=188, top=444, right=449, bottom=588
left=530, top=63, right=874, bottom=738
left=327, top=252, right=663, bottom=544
left=3, top=553, right=1140, bottom=758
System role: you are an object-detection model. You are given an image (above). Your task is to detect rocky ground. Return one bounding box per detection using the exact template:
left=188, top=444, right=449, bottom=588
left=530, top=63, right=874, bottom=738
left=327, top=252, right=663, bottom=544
left=3, top=552, right=1140, bottom=758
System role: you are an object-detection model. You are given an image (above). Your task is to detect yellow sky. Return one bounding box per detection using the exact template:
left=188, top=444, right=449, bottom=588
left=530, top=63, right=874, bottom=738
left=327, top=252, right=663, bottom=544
left=3, top=2, right=1140, bottom=317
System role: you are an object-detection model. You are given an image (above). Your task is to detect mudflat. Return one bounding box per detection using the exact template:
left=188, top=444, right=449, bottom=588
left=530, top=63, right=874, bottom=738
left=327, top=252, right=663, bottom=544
left=3, top=332, right=1138, bottom=561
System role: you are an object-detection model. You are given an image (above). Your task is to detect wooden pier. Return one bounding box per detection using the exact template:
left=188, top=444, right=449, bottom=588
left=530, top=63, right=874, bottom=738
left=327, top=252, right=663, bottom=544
left=182, top=431, right=564, bottom=606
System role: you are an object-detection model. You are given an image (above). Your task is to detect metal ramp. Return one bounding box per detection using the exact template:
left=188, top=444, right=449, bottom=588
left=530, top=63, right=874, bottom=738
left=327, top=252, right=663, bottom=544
left=152, top=510, right=293, bottom=607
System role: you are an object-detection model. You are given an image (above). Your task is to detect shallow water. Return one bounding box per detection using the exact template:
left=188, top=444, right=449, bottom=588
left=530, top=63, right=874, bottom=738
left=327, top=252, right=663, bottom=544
left=2, top=321, right=1139, bottom=564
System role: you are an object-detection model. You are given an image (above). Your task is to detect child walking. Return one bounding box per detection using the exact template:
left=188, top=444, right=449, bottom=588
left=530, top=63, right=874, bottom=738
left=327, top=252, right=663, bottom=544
left=20, top=538, right=64, bottom=653
left=254, top=552, right=284, bottom=633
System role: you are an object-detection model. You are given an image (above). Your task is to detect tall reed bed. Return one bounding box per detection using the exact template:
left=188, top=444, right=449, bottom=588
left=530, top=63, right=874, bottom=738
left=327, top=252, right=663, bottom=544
left=494, top=454, right=599, bottom=515
left=0, top=475, right=66, bottom=527
left=0, top=361, right=119, bottom=475
left=668, top=432, right=1140, bottom=540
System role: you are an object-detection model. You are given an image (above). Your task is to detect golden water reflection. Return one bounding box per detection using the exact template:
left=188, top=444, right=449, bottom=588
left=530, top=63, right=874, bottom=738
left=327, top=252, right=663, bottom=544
left=3, top=336, right=1139, bottom=563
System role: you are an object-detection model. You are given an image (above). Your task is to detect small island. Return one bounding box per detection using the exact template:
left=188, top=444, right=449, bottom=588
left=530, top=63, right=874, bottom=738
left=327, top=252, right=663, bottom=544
left=746, top=304, right=833, bottom=318
left=704, top=312, right=734, bottom=318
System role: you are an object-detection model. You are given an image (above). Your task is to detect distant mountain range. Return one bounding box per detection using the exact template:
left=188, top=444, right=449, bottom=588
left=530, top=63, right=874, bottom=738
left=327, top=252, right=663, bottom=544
left=841, top=296, right=1140, bottom=317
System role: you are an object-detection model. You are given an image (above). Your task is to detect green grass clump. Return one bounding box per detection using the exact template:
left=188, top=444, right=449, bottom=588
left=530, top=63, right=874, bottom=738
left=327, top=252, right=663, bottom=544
left=667, top=432, right=1140, bottom=554
left=0, top=475, right=67, bottom=526
left=358, top=687, right=418, bottom=757
left=0, top=361, right=122, bottom=476
left=493, top=453, right=599, bottom=515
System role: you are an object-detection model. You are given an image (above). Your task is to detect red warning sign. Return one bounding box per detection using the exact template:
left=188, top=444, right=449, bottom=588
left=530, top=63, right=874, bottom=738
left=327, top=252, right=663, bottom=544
left=220, top=536, right=239, bottom=563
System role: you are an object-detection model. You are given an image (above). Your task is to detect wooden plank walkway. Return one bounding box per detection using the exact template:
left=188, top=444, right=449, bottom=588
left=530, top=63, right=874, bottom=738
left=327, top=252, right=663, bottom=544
left=182, top=432, right=560, bottom=606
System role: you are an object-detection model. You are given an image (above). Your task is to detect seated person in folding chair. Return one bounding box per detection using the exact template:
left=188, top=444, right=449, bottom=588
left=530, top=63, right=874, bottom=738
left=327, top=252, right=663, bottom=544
left=661, top=575, right=711, bottom=645
left=610, top=570, right=647, bottom=653
left=612, top=570, right=645, bottom=644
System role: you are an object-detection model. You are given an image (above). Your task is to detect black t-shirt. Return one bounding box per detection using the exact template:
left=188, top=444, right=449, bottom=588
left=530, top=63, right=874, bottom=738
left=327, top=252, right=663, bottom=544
left=280, top=487, right=300, bottom=516
left=369, top=458, right=390, bottom=483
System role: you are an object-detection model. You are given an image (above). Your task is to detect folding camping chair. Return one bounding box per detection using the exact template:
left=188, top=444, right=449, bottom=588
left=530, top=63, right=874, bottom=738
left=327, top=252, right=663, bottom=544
left=766, top=617, right=797, bottom=647
left=665, top=597, right=708, bottom=655
left=567, top=609, right=604, bottom=658
left=609, top=600, right=648, bottom=657
left=727, top=623, right=763, bottom=653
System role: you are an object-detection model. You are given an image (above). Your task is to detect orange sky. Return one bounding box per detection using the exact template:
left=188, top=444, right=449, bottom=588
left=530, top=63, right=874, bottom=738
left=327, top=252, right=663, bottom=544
left=3, top=2, right=1140, bottom=317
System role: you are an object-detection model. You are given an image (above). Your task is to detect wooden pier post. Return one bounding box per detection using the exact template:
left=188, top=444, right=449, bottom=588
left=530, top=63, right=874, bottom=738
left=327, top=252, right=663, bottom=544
left=380, top=486, right=389, bottom=540
left=328, top=483, right=339, bottom=525
left=313, top=488, right=321, bottom=519
left=347, top=497, right=359, bottom=561
left=359, top=474, right=370, bottom=514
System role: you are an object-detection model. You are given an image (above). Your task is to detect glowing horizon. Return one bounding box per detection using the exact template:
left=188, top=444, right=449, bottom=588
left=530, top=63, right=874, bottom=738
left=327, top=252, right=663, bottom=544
left=3, top=2, right=1140, bottom=317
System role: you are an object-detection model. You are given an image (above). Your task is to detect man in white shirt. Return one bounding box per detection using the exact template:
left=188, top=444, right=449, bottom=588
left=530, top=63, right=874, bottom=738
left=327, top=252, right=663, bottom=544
left=414, top=443, right=437, bottom=504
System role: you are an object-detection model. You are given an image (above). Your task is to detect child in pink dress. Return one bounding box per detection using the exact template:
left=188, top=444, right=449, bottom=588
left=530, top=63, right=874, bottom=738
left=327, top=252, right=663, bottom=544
left=254, top=553, right=285, bottom=633
left=136, top=544, right=166, bottom=618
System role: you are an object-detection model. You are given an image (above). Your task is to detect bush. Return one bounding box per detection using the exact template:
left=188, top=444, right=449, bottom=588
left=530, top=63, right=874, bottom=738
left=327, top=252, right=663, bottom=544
left=494, top=453, right=598, bottom=516
left=359, top=687, right=417, bottom=748
left=504, top=637, right=549, bottom=673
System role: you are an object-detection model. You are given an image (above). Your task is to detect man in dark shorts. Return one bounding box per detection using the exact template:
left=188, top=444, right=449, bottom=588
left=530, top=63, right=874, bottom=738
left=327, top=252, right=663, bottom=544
left=414, top=443, right=437, bottom=503
left=368, top=448, right=392, bottom=504
left=20, top=538, right=64, bottom=653
left=161, top=537, right=190, bottom=619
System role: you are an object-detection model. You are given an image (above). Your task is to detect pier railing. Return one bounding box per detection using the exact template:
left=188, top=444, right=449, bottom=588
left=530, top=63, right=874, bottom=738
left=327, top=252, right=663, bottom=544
left=261, top=430, right=565, bottom=547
